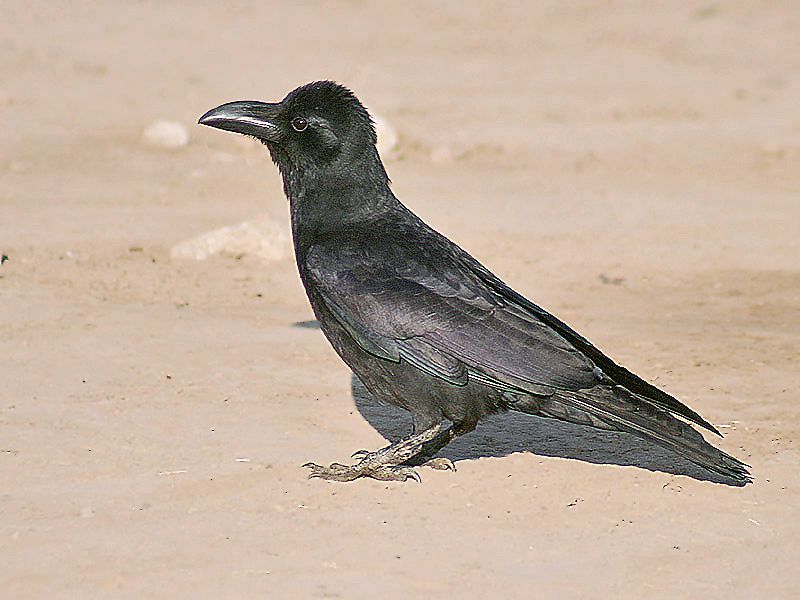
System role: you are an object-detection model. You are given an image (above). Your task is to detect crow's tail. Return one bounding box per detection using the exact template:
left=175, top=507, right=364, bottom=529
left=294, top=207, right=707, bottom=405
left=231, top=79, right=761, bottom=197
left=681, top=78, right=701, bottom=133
left=510, top=385, right=751, bottom=484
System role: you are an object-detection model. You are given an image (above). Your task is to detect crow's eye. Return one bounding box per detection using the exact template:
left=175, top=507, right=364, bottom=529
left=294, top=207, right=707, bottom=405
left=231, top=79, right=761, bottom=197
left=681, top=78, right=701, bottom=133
left=291, top=117, right=308, bottom=132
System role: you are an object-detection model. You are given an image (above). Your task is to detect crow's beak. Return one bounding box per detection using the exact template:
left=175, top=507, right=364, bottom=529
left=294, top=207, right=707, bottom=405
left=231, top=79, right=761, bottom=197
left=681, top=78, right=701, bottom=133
left=198, top=101, right=282, bottom=141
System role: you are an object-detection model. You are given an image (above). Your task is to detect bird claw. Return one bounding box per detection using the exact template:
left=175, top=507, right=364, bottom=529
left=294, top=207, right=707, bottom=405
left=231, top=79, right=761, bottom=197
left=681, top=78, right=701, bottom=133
left=350, top=449, right=372, bottom=460
left=302, top=461, right=421, bottom=483
left=421, top=457, right=457, bottom=471
left=404, top=468, right=422, bottom=483
left=372, top=466, right=421, bottom=483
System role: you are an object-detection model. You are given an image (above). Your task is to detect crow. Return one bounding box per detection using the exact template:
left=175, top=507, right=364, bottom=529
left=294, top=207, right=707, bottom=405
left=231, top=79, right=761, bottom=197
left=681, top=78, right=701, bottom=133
left=199, top=81, right=751, bottom=484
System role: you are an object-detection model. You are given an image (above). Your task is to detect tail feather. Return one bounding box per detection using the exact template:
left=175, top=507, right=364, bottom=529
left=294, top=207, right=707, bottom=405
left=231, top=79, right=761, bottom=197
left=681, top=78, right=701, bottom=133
left=510, top=385, right=751, bottom=484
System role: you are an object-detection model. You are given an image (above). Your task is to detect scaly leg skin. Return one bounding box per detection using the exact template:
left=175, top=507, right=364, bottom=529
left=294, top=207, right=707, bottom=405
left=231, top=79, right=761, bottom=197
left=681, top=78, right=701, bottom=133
left=405, top=426, right=458, bottom=471
left=352, top=426, right=458, bottom=470
left=303, top=423, right=445, bottom=482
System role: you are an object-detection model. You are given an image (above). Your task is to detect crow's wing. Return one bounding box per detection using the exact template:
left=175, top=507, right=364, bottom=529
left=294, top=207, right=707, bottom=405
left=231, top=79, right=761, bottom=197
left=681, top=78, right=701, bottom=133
left=456, top=248, right=721, bottom=434
left=305, top=233, right=599, bottom=395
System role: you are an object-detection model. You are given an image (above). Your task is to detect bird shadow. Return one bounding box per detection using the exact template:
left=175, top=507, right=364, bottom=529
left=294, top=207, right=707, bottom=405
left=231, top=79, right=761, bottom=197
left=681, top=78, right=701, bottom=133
left=350, top=374, right=743, bottom=486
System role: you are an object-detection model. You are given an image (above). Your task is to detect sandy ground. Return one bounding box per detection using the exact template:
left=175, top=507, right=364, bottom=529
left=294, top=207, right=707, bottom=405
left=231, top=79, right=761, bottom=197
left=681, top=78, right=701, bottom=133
left=2, top=2, right=799, bottom=598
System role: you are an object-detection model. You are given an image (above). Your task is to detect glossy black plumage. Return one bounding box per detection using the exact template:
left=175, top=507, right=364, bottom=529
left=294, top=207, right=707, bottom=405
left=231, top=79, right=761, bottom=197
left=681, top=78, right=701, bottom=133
left=199, top=81, right=751, bottom=484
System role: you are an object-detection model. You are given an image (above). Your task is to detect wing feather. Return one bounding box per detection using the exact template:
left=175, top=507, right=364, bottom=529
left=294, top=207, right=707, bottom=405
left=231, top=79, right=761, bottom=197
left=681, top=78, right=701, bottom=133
left=306, top=240, right=597, bottom=394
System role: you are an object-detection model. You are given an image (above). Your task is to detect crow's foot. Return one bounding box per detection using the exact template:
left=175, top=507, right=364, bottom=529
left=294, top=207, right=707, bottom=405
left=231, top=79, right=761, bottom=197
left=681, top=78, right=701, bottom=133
left=303, top=461, right=420, bottom=482
left=303, top=422, right=446, bottom=483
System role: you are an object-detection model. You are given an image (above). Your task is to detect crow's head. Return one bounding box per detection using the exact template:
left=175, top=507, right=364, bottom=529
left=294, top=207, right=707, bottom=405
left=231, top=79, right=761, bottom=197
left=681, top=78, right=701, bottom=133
left=199, top=81, right=378, bottom=176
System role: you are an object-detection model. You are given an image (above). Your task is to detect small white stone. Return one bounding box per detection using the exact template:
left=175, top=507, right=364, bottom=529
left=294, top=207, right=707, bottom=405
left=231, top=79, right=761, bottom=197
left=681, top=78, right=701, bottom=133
left=143, top=120, right=189, bottom=149
left=373, top=114, right=398, bottom=159
left=170, top=214, right=291, bottom=262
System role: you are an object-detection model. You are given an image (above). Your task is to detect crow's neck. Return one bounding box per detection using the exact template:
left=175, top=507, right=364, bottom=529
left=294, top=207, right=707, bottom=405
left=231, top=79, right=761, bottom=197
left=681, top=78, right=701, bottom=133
left=285, top=149, right=399, bottom=249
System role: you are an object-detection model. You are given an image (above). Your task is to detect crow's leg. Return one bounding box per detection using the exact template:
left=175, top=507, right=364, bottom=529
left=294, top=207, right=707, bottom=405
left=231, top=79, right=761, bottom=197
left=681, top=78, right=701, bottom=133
left=303, top=422, right=446, bottom=482
left=404, top=426, right=457, bottom=471
left=404, top=417, right=477, bottom=471
left=350, top=425, right=456, bottom=471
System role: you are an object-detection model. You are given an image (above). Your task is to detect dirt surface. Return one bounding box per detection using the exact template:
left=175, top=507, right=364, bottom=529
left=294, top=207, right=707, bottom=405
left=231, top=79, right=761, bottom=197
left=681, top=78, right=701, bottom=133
left=2, top=2, right=799, bottom=598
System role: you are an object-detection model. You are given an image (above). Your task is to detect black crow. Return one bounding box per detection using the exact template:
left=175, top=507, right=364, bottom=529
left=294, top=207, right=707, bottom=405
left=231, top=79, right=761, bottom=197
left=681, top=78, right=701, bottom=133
left=199, top=81, right=751, bottom=484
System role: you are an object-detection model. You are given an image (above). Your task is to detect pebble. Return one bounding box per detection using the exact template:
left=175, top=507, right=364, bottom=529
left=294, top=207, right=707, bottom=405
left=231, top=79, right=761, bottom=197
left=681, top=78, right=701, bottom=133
left=170, top=214, right=291, bottom=262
